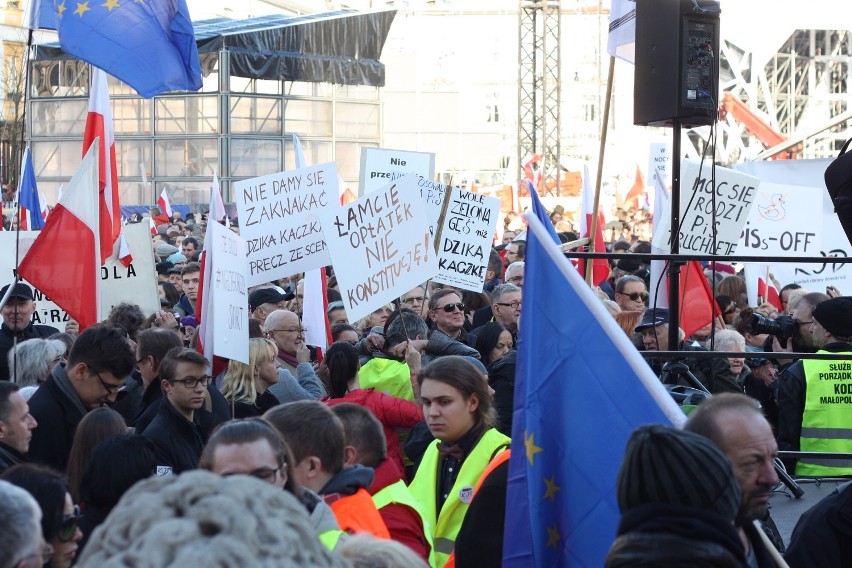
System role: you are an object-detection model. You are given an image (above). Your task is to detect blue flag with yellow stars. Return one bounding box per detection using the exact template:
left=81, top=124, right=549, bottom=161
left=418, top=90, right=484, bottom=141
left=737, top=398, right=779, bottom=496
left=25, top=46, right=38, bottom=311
left=502, top=212, right=685, bottom=567
left=524, top=179, right=560, bottom=245
left=53, top=0, right=202, bottom=98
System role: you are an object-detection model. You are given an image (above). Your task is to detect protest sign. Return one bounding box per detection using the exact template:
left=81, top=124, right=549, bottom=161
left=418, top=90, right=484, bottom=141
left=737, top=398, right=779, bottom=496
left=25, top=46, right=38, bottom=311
left=389, top=173, right=450, bottom=240
left=321, top=179, right=437, bottom=322
left=206, top=220, right=249, bottom=364
left=359, top=147, right=435, bottom=196
left=648, top=142, right=672, bottom=186
left=652, top=160, right=759, bottom=255
left=433, top=187, right=501, bottom=291
left=234, top=163, right=337, bottom=287
left=737, top=182, right=821, bottom=257
left=1, top=224, right=159, bottom=326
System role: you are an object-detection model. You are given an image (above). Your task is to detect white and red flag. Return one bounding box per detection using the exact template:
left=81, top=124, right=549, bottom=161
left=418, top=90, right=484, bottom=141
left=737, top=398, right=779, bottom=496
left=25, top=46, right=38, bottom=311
left=157, top=188, right=173, bottom=218
left=578, top=164, right=610, bottom=286
left=18, top=140, right=102, bottom=329
left=82, top=68, right=119, bottom=263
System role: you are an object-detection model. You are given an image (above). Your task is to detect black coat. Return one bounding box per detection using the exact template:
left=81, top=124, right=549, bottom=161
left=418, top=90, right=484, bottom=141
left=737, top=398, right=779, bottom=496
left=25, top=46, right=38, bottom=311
left=785, top=482, right=852, bottom=568
left=134, top=379, right=230, bottom=434
left=0, top=440, right=25, bottom=474
left=143, top=398, right=216, bottom=474
left=27, top=368, right=86, bottom=472
left=487, top=350, right=516, bottom=437
left=0, top=321, right=60, bottom=380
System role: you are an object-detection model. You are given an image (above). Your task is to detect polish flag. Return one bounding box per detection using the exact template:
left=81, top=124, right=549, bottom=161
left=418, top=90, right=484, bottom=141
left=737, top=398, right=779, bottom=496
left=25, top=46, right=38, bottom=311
left=521, top=153, right=542, bottom=190
left=157, top=188, right=173, bottom=218
left=83, top=68, right=119, bottom=263
left=118, top=234, right=133, bottom=268
left=18, top=140, right=101, bottom=329
left=148, top=216, right=157, bottom=236
left=209, top=174, right=229, bottom=227
left=674, top=260, right=722, bottom=339
left=578, top=164, right=609, bottom=286
left=745, top=264, right=783, bottom=311
left=623, top=165, right=646, bottom=209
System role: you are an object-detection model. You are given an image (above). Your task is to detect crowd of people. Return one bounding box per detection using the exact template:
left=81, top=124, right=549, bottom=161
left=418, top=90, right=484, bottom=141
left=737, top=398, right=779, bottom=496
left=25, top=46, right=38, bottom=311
left=1, top=204, right=851, bottom=567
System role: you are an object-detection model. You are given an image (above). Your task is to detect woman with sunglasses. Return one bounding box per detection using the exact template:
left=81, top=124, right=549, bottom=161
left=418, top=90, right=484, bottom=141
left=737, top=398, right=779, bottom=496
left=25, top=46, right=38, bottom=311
left=1, top=463, right=82, bottom=568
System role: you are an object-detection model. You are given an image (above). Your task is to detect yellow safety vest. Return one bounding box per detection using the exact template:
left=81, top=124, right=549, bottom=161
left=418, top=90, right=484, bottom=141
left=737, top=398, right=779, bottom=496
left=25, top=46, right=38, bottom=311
left=373, top=479, right=435, bottom=567
left=359, top=358, right=415, bottom=401
left=408, top=428, right=510, bottom=568
left=318, top=528, right=345, bottom=550
left=799, top=354, right=852, bottom=476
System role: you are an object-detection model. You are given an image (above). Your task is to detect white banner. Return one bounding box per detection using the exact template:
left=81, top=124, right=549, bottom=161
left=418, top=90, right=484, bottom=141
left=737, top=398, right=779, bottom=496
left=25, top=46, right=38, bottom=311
left=359, top=147, right=435, bottom=196
left=737, top=182, right=822, bottom=257
left=321, top=178, right=438, bottom=322
left=234, top=163, right=338, bottom=286
left=2, top=223, right=160, bottom=326
left=207, top=221, right=249, bottom=364
left=648, top=142, right=672, bottom=187
left=433, top=187, right=501, bottom=292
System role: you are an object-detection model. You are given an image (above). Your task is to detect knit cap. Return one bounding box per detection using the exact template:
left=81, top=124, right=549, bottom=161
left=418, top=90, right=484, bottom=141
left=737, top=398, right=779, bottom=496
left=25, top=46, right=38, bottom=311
left=616, top=424, right=741, bottom=521
left=812, top=297, right=852, bottom=338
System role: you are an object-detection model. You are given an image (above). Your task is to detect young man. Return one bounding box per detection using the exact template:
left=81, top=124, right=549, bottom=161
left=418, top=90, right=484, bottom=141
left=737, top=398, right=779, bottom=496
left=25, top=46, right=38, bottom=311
left=175, top=262, right=201, bottom=316
left=143, top=347, right=219, bottom=474
left=28, top=325, right=134, bottom=471
left=264, top=401, right=390, bottom=539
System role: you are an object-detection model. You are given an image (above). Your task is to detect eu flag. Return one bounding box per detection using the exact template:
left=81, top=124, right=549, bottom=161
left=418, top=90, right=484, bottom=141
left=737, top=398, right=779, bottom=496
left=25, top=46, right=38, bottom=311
left=55, top=0, right=202, bottom=98
left=502, top=213, right=685, bottom=567
left=19, top=147, right=45, bottom=230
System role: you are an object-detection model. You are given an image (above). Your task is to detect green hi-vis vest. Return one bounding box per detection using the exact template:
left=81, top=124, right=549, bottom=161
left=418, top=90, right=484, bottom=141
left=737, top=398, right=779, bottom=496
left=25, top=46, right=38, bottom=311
left=359, top=358, right=415, bottom=401
left=318, top=528, right=345, bottom=550
left=373, top=479, right=435, bottom=567
left=408, top=428, right=511, bottom=568
left=798, top=354, right=852, bottom=476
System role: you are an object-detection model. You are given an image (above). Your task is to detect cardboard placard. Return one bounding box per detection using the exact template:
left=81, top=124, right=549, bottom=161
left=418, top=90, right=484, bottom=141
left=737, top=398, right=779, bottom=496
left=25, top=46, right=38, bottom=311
left=321, top=179, right=437, bottom=322
left=433, top=186, right=501, bottom=291
left=737, top=182, right=822, bottom=257
left=359, top=147, right=435, bottom=196
left=234, top=163, right=338, bottom=286
left=206, top=221, right=249, bottom=364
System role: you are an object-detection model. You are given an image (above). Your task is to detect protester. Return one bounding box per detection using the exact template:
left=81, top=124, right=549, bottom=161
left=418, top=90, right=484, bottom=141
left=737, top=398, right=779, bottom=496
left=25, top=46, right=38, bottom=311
left=220, top=338, right=281, bottom=418
left=0, top=283, right=61, bottom=381
left=784, top=481, right=852, bottom=567
left=606, top=424, right=745, bottom=567
left=0, top=382, right=37, bottom=473
left=263, top=309, right=324, bottom=396
left=175, top=262, right=201, bottom=316
left=429, top=289, right=473, bottom=346
left=323, top=341, right=423, bottom=478
left=613, top=275, right=648, bottom=313
left=2, top=464, right=83, bottom=568
left=75, top=470, right=345, bottom=567
left=709, top=329, right=748, bottom=383
left=248, top=287, right=291, bottom=327
left=6, top=338, right=66, bottom=387
left=505, top=261, right=524, bottom=288
left=131, top=327, right=184, bottom=432
left=472, top=322, right=515, bottom=436
left=27, top=325, right=134, bottom=471
left=0, top=479, right=45, bottom=568
left=199, top=418, right=346, bottom=549
left=264, top=400, right=391, bottom=539
left=65, top=407, right=127, bottom=503
left=408, top=356, right=511, bottom=567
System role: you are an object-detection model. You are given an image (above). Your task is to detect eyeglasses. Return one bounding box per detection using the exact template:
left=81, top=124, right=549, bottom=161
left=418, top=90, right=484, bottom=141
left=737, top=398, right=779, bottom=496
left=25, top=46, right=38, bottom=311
left=136, top=355, right=149, bottom=365
left=92, top=370, right=123, bottom=394
left=437, top=302, right=465, bottom=313
left=495, top=301, right=522, bottom=310
left=170, top=375, right=212, bottom=389
left=269, top=327, right=307, bottom=335
left=796, top=320, right=813, bottom=327
left=401, top=297, right=423, bottom=305
left=223, top=464, right=285, bottom=484
left=619, top=291, right=649, bottom=302
left=56, top=505, right=81, bottom=542
left=724, top=307, right=738, bottom=316
left=508, top=276, right=523, bottom=284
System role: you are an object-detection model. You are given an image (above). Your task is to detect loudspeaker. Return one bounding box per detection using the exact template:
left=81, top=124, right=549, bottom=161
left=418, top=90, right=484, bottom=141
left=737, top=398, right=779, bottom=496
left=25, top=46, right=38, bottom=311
left=634, top=0, right=721, bottom=128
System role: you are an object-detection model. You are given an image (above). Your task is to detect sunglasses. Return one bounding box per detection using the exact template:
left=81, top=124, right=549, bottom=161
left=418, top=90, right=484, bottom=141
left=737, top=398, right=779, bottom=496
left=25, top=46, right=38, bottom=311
left=620, top=291, right=649, bottom=302
left=57, top=506, right=81, bottom=542
left=438, top=302, right=465, bottom=313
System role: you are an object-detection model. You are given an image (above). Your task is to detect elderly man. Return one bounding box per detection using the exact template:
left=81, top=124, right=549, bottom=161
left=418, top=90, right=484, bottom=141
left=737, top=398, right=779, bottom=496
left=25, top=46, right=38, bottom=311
left=0, top=283, right=60, bottom=381
left=0, top=383, right=38, bottom=473
left=685, top=394, right=784, bottom=566
left=488, top=284, right=522, bottom=336
left=777, top=296, right=852, bottom=476
left=614, top=275, right=648, bottom=312
left=636, top=307, right=740, bottom=394
left=248, top=287, right=292, bottom=327
left=263, top=309, right=324, bottom=399
left=505, top=261, right=524, bottom=289
left=428, top=289, right=473, bottom=346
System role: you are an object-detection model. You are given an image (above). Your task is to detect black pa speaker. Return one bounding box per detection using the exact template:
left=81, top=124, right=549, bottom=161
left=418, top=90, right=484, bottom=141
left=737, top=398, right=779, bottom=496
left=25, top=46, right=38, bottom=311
left=634, top=0, right=721, bottom=128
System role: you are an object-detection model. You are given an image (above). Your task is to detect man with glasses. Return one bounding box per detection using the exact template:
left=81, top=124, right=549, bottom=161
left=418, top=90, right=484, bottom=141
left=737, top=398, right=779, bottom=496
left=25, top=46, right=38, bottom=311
left=28, top=325, right=134, bottom=471
left=143, top=347, right=219, bottom=474
left=614, top=275, right=648, bottom=312
left=505, top=261, right=525, bottom=289
left=263, top=309, right=324, bottom=400
left=429, top=289, right=473, bottom=346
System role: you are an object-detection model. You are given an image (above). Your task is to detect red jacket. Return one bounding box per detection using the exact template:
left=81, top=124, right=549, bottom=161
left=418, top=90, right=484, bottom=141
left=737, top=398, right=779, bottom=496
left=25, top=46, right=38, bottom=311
left=325, top=388, right=422, bottom=478
left=369, top=457, right=431, bottom=563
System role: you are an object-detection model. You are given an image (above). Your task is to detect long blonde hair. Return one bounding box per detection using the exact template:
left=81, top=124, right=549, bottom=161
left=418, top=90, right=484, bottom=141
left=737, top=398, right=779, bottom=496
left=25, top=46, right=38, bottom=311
left=221, top=338, right=277, bottom=406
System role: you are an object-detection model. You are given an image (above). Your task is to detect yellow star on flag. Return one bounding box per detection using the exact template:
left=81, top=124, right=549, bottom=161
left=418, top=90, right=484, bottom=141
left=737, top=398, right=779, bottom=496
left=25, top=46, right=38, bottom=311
left=524, top=430, right=543, bottom=465
left=543, top=475, right=560, bottom=501
left=57, top=2, right=67, bottom=16
left=102, top=0, right=120, bottom=11
left=546, top=524, right=561, bottom=550
left=74, top=1, right=91, bottom=16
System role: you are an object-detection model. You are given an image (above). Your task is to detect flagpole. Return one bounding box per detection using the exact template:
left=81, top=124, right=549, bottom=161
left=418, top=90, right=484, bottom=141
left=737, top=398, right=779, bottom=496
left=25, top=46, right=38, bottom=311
left=585, top=56, right=616, bottom=285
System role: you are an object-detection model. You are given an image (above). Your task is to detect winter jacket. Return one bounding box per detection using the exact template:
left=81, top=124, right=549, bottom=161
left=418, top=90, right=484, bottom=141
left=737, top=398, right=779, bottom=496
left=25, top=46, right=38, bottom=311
left=785, top=482, right=852, bottom=567
left=27, top=365, right=87, bottom=471
left=143, top=398, right=216, bottom=474
left=369, top=457, right=431, bottom=563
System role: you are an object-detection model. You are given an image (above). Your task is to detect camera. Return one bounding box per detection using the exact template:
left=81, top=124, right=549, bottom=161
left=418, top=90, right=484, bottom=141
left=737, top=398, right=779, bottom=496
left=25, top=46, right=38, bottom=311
left=751, top=313, right=798, bottom=343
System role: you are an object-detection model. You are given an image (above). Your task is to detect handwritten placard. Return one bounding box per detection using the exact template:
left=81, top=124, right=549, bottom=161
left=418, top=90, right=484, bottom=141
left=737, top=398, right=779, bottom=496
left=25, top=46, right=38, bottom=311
left=207, top=220, right=249, bottom=364
left=234, top=163, right=337, bottom=286
left=359, top=147, right=435, bottom=196
left=390, top=173, right=450, bottom=240
left=321, top=179, right=437, bottom=322
left=1, top=224, right=159, bottom=326
left=738, top=182, right=821, bottom=257
left=433, top=187, right=501, bottom=291
left=648, top=142, right=672, bottom=186
left=653, top=160, right=760, bottom=255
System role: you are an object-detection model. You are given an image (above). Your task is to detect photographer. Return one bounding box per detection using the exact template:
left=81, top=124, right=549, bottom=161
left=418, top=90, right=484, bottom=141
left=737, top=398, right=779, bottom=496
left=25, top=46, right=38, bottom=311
left=758, top=292, right=828, bottom=371
left=777, top=296, right=852, bottom=475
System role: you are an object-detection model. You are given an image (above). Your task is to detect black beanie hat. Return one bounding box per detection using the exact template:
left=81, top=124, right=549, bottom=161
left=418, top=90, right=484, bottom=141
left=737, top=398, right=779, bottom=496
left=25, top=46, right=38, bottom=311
left=617, top=424, right=741, bottom=521
left=812, top=297, right=852, bottom=338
